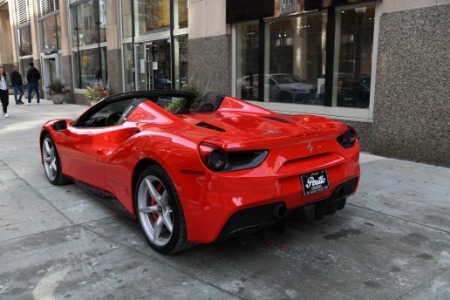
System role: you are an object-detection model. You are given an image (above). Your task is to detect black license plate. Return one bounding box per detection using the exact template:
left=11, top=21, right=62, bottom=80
left=301, top=170, right=330, bottom=196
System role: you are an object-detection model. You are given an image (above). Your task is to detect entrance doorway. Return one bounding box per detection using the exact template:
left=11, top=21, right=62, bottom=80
left=135, top=39, right=172, bottom=91
left=42, top=54, right=61, bottom=97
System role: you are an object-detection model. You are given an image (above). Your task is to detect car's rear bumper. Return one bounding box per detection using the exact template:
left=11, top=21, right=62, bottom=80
left=217, top=176, right=357, bottom=240
left=177, top=150, right=360, bottom=244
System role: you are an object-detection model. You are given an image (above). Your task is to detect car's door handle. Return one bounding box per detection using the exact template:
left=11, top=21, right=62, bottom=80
left=97, top=149, right=104, bottom=155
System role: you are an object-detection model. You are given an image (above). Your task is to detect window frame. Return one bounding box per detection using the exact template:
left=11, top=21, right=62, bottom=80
left=232, top=1, right=382, bottom=123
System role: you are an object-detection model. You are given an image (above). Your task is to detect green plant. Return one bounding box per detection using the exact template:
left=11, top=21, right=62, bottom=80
left=47, top=79, right=69, bottom=95
left=181, top=81, right=202, bottom=110
left=86, top=80, right=111, bottom=103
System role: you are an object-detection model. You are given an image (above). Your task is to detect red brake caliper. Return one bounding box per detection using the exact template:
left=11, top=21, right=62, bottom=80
left=150, top=182, right=164, bottom=221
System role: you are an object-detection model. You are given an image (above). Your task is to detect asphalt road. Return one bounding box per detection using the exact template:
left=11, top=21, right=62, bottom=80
left=1, top=99, right=449, bottom=299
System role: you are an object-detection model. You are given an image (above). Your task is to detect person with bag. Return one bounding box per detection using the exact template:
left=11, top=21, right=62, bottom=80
left=10, top=65, right=25, bottom=105
left=0, top=67, right=10, bottom=118
left=26, top=62, right=41, bottom=105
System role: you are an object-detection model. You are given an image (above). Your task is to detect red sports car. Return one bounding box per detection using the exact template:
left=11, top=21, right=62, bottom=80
left=40, top=91, right=360, bottom=253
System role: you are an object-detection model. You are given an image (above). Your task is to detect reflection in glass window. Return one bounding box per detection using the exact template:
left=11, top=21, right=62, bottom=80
left=71, top=0, right=108, bottom=89
left=174, top=35, right=188, bottom=89
left=235, top=23, right=259, bottom=101
left=123, top=43, right=135, bottom=91
left=134, top=0, right=170, bottom=36
left=267, top=14, right=326, bottom=104
left=40, top=15, right=60, bottom=54
left=174, top=0, right=188, bottom=30
left=122, top=0, right=132, bottom=38
left=72, top=0, right=106, bottom=46
left=334, top=6, right=375, bottom=108
left=19, top=57, right=33, bottom=75
left=18, top=25, right=32, bottom=56
left=74, top=48, right=107, bottom=89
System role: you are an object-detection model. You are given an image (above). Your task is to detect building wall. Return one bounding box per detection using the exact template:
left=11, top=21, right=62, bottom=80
left=383, top=0, right=450, bottom=12
left=0, top=8, right=13, bottom=71
left=188, top=0, right=231, bottom=94
left=373, top=4, right=450, bottom=166
left=189, top=35, right=232, bottom=95
left=189, top=0, right=227, bottom=39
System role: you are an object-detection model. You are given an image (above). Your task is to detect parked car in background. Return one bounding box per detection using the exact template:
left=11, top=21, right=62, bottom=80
left=40, top=91, right=360, bottom=254
left=337, top=73, right=371, bottom=108
left=239, top=73, right=316, bottom=103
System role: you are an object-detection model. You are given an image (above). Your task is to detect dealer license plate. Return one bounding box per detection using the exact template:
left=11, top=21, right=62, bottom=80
left=301, top=169, right=330, bottom=196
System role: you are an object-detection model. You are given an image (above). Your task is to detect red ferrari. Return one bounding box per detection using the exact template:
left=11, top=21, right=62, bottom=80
left=40, top=91, right=360, bottom=253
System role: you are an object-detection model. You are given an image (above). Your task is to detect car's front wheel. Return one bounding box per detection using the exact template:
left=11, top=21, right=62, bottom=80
left=135, top=165, right=191, bottom=254
left=41, top=134, right=70, bottom=185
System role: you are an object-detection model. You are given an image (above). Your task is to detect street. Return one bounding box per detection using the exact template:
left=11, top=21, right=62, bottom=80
left=1, top=99, right=449, bottom=299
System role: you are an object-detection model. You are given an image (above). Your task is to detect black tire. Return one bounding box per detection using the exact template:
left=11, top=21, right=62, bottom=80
left=135, top=165, right=191, bottom=254
left=41, top=133, right=71, bottom=185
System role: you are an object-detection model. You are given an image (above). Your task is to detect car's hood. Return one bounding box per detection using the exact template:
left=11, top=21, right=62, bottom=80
left=177, top=111, right=345, bottom=148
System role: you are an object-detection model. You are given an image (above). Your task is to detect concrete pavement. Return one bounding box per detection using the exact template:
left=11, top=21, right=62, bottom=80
left=1, top=97, right=449, bottom=299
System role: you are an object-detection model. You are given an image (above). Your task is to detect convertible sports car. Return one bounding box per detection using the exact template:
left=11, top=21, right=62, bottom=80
left=40, top=91, right=360, bottom=254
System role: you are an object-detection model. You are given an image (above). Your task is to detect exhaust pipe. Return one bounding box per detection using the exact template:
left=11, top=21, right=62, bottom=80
left=273, top=204, right=287, bottom=219
left=333, top=186, right=346, bottom=200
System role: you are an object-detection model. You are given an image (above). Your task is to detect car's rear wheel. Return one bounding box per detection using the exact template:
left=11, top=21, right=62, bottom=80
left=41, top=134, right=70, bottom=185
left=135, top=165, right=191, bottom=254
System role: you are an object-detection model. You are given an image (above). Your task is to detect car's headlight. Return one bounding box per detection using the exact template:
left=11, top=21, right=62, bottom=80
left=337, top=126, right=357, bottom=149
left=199, top=143, right=268, bottom=172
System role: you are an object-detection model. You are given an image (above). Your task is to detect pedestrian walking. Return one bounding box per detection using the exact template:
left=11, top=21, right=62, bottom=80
left=10, top=65, right=25, bottom=105
left=0, top=67, right=10, bottom=118
left=26, top=62, right=41, bottom=105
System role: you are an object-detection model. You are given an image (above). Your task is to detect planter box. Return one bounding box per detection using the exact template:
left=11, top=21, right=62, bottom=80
left=49, top=93, right=68, bottom=104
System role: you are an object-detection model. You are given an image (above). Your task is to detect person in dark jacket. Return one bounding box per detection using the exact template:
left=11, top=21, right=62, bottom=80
left=26, top=62, right=41, bottom=105
left=10, top=65, right=25, bottom=105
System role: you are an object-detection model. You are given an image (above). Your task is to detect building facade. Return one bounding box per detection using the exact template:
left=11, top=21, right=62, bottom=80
left=0, top=0, right=449, bottom=167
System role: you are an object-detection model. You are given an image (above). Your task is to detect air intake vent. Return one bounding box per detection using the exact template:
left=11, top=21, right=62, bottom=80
left=262, top=116, right=295, bottom=124
left=196, top=122, right=225, bottom=132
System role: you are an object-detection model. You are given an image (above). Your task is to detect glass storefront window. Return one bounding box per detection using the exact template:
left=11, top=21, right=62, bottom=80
left=122, top=0, right=132, bottom=38
left=123, top=43, right=135, bottom=91
left=71, top=0, right=106, bottom=46
left=71, top=0, right=108, bottom=88
left=19, top=57, right=33, bottom=75
left=174, top=0, right=188, bottom=30
left=174, top=35, right=188, bottom=89
left=134, top=0, right=170, bottom=36
left=333, top=5, right=375, bottom=108
left=99, top=0, right=107, bottom=42
left=40, top=15, right=60, bottom=54
left=74, top=48, right=107, bottom=89
left=18, top=25, right=32, bottom=56
left=135, top=40, right=172, bottom=91
left=267, top=14, right=326, bottom=104
left=235, top=23, right=259, bottom=100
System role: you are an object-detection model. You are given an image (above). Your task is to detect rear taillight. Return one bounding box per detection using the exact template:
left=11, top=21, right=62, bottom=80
left=337, top=126, right=357, bottom=149
left=199, top=143, right=228, bottom=171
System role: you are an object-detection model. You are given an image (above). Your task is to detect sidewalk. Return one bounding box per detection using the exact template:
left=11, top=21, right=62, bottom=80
left=1, top=96, right=449, bottom=299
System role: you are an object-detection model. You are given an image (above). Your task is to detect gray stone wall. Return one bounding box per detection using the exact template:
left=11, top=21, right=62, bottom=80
left=188, top=35, right=232, bottom=95
left=342, top=121, right=373, bottom=153
left=373, top=5, right=450, bottom=167
left=106, top=49, right=123, bottom=95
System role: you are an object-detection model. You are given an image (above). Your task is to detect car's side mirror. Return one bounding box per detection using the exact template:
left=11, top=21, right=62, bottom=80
left=53, top=120, right=68, bottom=131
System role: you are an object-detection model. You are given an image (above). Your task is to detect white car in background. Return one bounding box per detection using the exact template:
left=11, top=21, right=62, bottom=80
left=239, top=73, right=315, bottom=103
